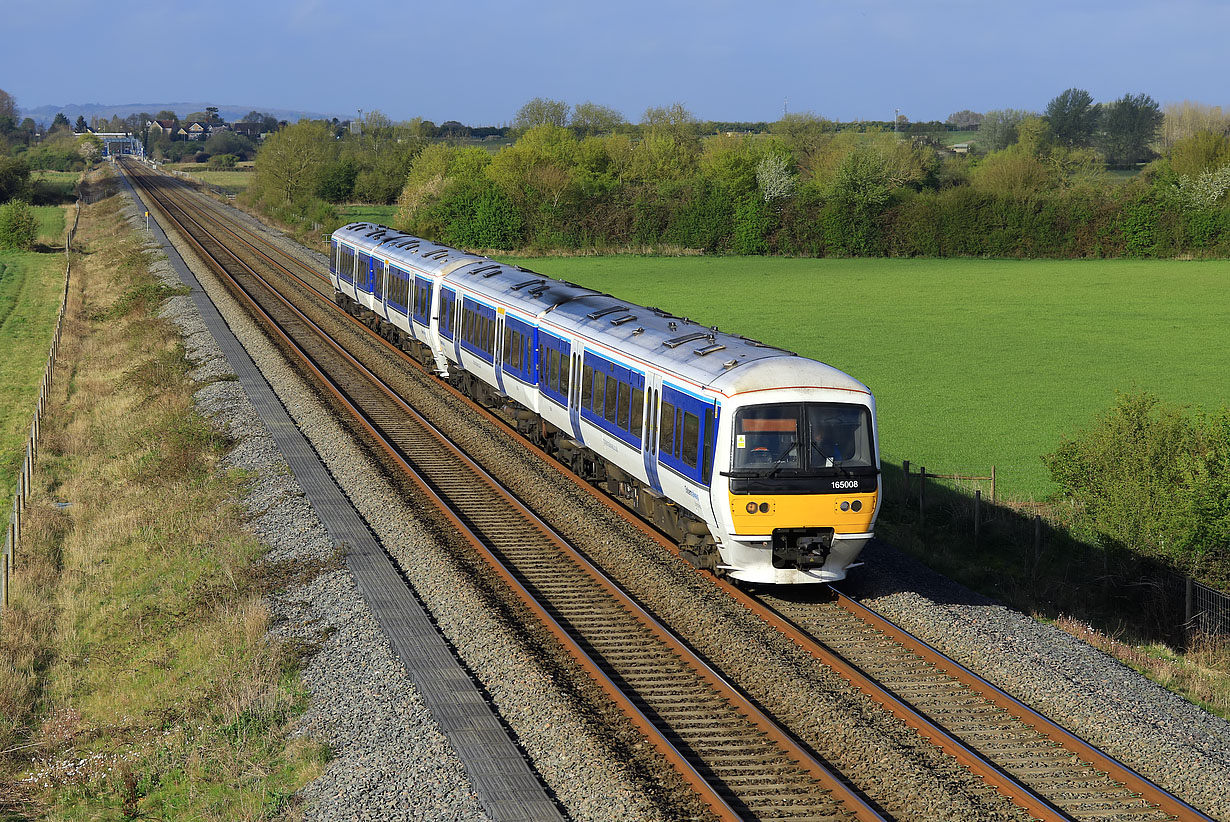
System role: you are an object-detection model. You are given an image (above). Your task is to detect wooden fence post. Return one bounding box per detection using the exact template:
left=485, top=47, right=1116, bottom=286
left=1033, top=515, right=1042, bottom=567
left=918, top=466, right=926, bottom=529
left=903, top=460, right=911, bottom=499
left=974, top=490, right=981, bottom=550
left=991, top=465, right=997, bottom=503
left=1185, top=576, right=1194, bottom=631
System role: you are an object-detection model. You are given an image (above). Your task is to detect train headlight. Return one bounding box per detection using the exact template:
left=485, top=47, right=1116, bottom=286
left=746, top=502, right=758, bottom=514
left=840, top=501, right=850, bottom=511
left=852, top=500, right=862, bottom=512
left=759, top=502, right=769, bottom=513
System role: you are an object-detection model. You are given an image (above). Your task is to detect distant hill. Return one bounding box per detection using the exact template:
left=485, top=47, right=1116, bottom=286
left=18, top=102, right=341, bottom=126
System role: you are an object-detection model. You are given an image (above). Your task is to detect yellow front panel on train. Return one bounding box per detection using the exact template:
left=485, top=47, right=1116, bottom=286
left=729, top=492, right=877, bottom=534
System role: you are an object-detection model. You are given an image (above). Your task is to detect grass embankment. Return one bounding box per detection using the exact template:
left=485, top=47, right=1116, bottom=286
left=0, top=232, right=66, bottom=537
left=500, top=255, right=1230, bottom=499
left=0, top=189, right=326, bottom=818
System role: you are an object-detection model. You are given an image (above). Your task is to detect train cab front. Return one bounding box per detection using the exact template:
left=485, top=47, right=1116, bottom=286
left=719, top=399, right=879, bottom=584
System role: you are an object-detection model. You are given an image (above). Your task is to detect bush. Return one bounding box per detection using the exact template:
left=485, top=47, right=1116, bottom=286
left=0, top=198, right=38, bottom=249
left=1045, top=393, right=1230, bottom=586
left=193, top=152, right=211, bottom=164
left=209, top=154, right=238, bottom=169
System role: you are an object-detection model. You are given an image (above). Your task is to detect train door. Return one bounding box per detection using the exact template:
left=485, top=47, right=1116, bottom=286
left=494, top=309, right=506, bottom=395
left=642, top=371, right=664, bottom=494
left=567, top=346, right=583, bottom=443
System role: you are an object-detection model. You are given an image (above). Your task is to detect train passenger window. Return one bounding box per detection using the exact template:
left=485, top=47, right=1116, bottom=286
left=514, top=331, right=523, bottom=370
left=485, top=317, right=495, bottom=353
left=582, top=365, right=593, bottom=409
left=592, top=372, right=605, bottom=414
left=559, top=351, right=569, bottom=395
left=702, top=410, right=715, bottom=482
left=549, top=349, right=560, bottom=391
left=617, top=382, right=630, bottom=430
left=605, top=375, right=618, bottom=423
left=631, top=387, right=644, bottom=436
left=682, top=412, right=700, bottom=468
left=503, top=327, right=512, bottom=365
left=373, top=261, right=384, bottom=299
left=330, top=243, right=338, bottom=271
left=660, top=401, right=676, bottom=455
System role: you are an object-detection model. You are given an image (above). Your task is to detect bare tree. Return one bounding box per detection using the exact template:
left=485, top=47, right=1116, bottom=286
left=514, top=98, right=570, bottom=131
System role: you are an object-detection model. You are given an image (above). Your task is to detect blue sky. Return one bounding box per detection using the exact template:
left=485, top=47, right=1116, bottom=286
left=4, top=0, right=1228, bottom=125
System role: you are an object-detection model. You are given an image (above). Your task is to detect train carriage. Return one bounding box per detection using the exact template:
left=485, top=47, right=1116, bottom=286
left=329, top=223, right=880, bottom=584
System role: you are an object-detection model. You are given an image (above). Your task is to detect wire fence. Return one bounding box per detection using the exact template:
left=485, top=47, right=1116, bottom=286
left=1, top=196, right=77, bottom=614
left=903, top=460, right=1230, bottom=639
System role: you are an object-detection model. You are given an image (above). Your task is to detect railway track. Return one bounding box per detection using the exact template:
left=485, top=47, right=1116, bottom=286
left=124, top=161, right=884, bottom=822
left=120, top=159, right=1217, bottom=822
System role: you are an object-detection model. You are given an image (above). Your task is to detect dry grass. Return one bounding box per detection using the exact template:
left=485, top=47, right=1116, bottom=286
left=0, top=183, right=325, bottom=818
left=1054, top=616, right=1230, bottom=719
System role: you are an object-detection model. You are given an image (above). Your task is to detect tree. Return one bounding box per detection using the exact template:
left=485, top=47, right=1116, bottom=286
left=252, top=120, right=335, bottom=204
left=570, top=102, right=625, bottom=137
left=1045, top=88, right=1099, bottom=147
left=156, top=110, right=179, bottom=122
left=1160, top=101, right=1230, bottom=152
left=945, top=110, right=983, bottom=130
left=51, top=112, right=70, bottom=132
left=0, top=199, right=38, bottom=250
left=514, top=97, right=570, bottom=131
left=1168, top=130, right=1230, bottom=178
left=979, top=109, right=1034, bottom=152
left=756, top=153, right=796, bottom=203
left=77, top=133, right=102, bottom=165
left=205, top=106, right=221, bottom=123
left=0, top=157, right=31, bottom=201
left=1098, top=93, right=1163, bottom=167
left=74, top=115, right=88, bottom=133
left=0, top=88, right=16, bottom=124
left=770, top=112, right=834, bottom=178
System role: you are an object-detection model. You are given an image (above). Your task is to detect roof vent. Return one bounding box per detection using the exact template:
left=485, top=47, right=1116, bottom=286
left=664, top=331, right=709, bottom=349
left=610, top=315, right=637, bottom=326
left=668, top=321, right=678, bottom=331
left=722, top=359, right=739, bottom=369
left=694, top=343, right=727, bottom=357
left=511, top=278, right=545, bottom=291
left=587, top=305, right=629, bottom=320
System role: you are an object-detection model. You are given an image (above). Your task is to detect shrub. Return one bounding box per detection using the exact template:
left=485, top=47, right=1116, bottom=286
left=1045, top=392, right=1230, bottom=586
left=209, top=153, right=238, bottom=169
left=0, top=198, right=38, bottom=249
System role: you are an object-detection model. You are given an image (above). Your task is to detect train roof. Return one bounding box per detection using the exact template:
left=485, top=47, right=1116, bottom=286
left=331, top=223, right=871, bottom=399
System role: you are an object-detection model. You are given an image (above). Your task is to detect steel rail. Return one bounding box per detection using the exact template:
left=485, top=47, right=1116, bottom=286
left=829, top=590, right=1216, bottom=822
left=126, top=159, right=1215, bottom=822
left=126, top=161, right=886, bottom=822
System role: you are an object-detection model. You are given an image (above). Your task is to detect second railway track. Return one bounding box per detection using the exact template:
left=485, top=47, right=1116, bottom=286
left=121, top=159, right=1220, bottom=822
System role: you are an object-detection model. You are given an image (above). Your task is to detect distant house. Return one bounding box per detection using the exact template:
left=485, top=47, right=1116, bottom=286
left=947, top=142, right=972, bottom=154
left=147, top=118, right=177, bottom=136
left=180, top=121, right=210, bottom=140
left=231, top=122, right=266, bottom=139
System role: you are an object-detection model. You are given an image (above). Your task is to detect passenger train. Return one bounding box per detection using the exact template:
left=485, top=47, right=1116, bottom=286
left=329, top=223, right=880, bottom=584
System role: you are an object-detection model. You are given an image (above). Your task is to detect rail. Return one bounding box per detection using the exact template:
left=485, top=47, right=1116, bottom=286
left=2, top=197, right=77, bottom=614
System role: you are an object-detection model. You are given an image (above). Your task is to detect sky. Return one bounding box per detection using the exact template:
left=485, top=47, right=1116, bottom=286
left=3, top=0, right=1229, bottom=126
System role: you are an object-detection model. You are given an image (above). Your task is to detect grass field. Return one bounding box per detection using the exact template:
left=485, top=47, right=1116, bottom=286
left=497, top=255, right=1230, bottom=499
left=338, top=204, right=399, bottom=224
left=33, top=204, right=67, bottom=245
left=30, top=171, right=79, bottom=205
left=165, top=163, right=254, bottom=194
left=0, top=249, right=65, bottom=533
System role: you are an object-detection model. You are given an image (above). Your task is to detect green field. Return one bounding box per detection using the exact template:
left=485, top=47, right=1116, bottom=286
left=33, top=205, right=66, bottom=246
left=165, top=163, right=254, bottom=194
left=498, top=256, right=1230, bottom=499
left=0, top=249, right=65, bottom=532
left=29, top=171, right=79, bottom=204
left=339, top=204, right=399, bottom=224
